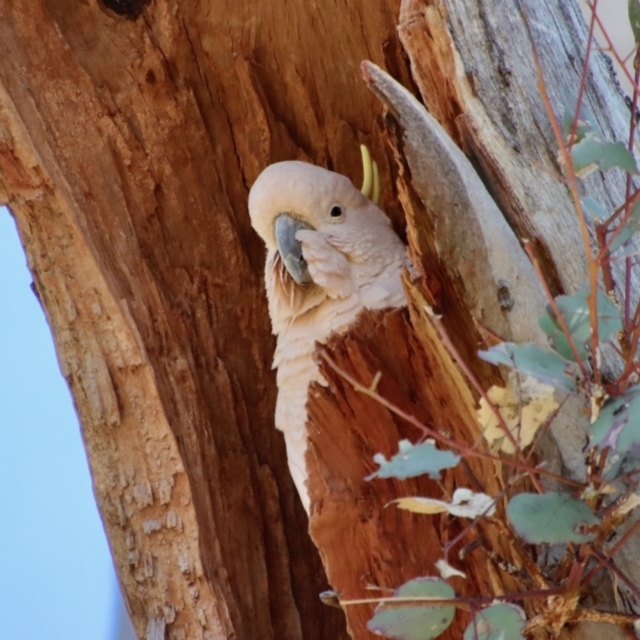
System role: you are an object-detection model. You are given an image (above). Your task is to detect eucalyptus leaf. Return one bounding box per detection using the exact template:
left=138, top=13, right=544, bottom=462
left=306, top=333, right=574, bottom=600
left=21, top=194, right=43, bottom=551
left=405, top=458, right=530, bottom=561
left=630, top=0, right=640, bottom=46
left=572, top=136, right=638, bottom=175
left=608, top=198, right=640, bottom=252
left=368, top=578, right=456, bottom=640
left=589, top=385, right=640, bottom=457
left=604, top=454, right=640, bottom=483
left=609, top=224, right=636, bottom=253
left=562, top=95, right=597, bottom=141
left=478, top=342, right=575, bottom=393
left=392, top=489, right=496, bottom=519
left=507, top=492, right=600, bottom=544
left=367, top=440, right=461, bottom=481
left=463, top=603, right=526, bottom=640
left=538, top=289, right=622, bottom=361
left=581, top=196, right=607, bottom=222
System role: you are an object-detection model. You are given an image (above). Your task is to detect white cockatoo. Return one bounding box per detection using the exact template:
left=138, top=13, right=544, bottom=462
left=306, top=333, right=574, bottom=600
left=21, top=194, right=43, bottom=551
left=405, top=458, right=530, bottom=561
left=248, top=149, right=408, bottom=512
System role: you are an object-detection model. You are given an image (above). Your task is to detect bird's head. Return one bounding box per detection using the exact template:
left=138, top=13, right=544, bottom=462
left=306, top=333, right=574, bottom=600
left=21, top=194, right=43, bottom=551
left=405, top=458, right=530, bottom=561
left=249, top=160, right=404, bottom=328
left=249, top=160, right=374, bottom=280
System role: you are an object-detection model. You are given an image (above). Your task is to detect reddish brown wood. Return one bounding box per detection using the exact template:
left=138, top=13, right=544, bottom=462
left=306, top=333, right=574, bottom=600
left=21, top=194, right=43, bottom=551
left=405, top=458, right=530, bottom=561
left=0, top=0, right=413, bottom=637
left=307, top=308, right=531, bottom=639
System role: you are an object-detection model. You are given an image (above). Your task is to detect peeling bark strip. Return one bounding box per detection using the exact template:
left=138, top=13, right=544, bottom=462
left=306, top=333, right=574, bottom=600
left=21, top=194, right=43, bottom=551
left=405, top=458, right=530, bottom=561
left=1, top=0, right=639, bottom=638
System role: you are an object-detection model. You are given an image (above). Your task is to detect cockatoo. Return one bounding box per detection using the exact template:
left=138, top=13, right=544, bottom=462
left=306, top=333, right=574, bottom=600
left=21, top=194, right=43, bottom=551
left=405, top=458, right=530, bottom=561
left=248, top=148, right=408, bottom=513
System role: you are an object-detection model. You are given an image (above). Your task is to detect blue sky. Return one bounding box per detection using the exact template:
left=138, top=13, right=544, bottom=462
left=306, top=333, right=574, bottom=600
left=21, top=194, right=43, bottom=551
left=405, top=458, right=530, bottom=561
left=0, top=206, right=116, bottom=639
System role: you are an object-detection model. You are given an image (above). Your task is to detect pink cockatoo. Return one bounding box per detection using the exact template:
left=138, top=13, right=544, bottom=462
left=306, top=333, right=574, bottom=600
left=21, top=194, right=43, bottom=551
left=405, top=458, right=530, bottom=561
left=249, top=156, right=408, bottom=512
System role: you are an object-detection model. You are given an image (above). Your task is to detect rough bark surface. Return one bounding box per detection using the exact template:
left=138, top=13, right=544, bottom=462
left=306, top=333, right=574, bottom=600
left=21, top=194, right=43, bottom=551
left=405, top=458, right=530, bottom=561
left=398, top=0, right=636, bottom=300
left=395, top=0, right=640, bottom=612
left=0, top=0, right=410, bottom=637
left=1, top=0, right=638, bottom=639
left=307, top=307, right=525, bottom=640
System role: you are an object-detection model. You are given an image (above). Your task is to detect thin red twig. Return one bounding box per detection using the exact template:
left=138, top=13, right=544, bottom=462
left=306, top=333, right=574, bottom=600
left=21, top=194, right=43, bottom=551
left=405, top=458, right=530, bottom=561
left=319, top=352, right=583, bottom=489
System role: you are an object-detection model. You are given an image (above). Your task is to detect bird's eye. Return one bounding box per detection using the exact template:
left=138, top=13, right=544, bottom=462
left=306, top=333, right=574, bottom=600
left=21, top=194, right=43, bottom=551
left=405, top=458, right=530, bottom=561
left=330, top=205, right=343, bottom=219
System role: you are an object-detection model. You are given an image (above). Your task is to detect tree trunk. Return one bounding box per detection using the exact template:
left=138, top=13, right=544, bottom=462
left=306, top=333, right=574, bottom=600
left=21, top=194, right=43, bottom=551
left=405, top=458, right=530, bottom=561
left=0, top=1, right=636, bottom=639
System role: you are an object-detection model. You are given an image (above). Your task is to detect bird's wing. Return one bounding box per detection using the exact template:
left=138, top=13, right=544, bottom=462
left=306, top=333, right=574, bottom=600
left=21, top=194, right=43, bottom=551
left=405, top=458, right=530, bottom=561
left=295, top=229, right=356, bottom=299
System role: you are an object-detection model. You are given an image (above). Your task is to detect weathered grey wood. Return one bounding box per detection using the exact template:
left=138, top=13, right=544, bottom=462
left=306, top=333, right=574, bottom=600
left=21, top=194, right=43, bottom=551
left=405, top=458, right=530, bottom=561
left=400, top=0, right=638, bottom=300
left=362, top=60, right=548, bottom=346
left=385, top=0, right=640, bottom=633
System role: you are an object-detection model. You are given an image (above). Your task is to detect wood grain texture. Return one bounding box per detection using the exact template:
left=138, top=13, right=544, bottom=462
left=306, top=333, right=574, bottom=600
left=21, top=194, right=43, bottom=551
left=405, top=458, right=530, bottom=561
left=399, top=0, right=637, bottom=299
left=307, top=308, right=534, bottom=639
left=0, top=0, right=413, bottom=637
left=303, top=2, right=639, bottom=638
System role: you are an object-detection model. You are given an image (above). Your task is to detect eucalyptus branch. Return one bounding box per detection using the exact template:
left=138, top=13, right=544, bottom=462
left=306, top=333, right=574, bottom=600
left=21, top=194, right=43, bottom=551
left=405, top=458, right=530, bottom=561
left=319, top=352, right=583, bottom=489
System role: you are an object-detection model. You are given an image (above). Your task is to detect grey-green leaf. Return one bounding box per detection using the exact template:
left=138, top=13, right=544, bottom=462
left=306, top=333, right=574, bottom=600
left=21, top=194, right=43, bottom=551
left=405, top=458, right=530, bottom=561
left=538, top=289, right=622, bottom=361
left=507, top=492, right=600, bottom=544
left=478, top=342, right=575, bottom=393
left=609, top=198, right=640, bottom=252
left=581, top=196, right=607, bottom=222
left=368, top=578, right=456, bottom=640
left=572, top=137, right=638, bottom=175
left=463, top=603, right=526, bottom=640
left=609, top=223, right=636, bottom=253
left=562, top=96, right=597, bottom=141
left=630, top=0, right=640, bottom=46
left=367, top=440, right=461, bottom=481
left=589, top=385, right=640, bottom=457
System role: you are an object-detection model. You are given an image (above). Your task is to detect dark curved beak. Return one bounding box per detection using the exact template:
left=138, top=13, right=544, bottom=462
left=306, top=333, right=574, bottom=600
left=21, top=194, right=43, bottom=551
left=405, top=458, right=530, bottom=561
left=275, top=215, right=314, bottom=285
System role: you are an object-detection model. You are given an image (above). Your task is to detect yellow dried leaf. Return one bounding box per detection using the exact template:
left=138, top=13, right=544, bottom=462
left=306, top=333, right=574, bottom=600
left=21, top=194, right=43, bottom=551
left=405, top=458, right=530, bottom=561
left=477, top=376, right=558, bottom=455
left=392, top=497, right=449, bottom=514
left=392, top=489, right=495, bottom=518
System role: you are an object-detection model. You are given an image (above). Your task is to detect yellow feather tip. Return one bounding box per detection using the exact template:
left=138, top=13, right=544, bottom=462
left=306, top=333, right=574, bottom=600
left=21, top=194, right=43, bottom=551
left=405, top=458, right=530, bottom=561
left=360, top=144, right=373, bottom=198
